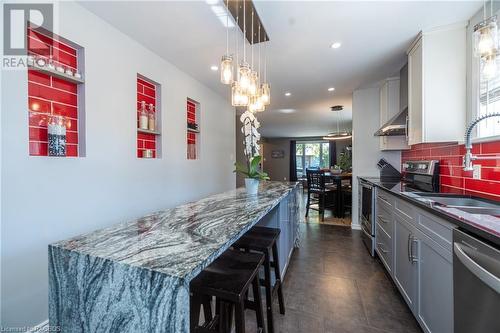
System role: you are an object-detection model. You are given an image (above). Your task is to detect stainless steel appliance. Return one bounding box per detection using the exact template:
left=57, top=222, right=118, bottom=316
left=402, top=160, right=440, bottom=192
left=453, top=228, right=500, bottom=332
left=359, top=179, right=375, bottom=256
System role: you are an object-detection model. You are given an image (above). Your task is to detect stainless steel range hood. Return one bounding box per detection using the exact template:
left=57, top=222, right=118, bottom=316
left=374, top=107, right=408, bottom=136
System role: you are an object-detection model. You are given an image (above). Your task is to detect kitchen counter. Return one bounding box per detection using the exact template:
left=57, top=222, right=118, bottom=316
left=48, top=181, right=301, bottom=333
left=359, top=176, right=500, bottom=246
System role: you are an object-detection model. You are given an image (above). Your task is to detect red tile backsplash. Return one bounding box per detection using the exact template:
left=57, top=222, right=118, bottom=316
left=402, top=141, right=500, bottom=201
left=187, top=100, right=198, bottom=160
left=137, top=76, right=157, bottom=158
left=28, top=27, right=80, bottom=157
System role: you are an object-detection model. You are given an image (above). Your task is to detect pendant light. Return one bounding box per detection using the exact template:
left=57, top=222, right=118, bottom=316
left=260, top=27, right=271, bottom=106
left=231, top=10, right=248, bottom=107
left=323, top=107, right=352, bottom=140
left=254, top=23, right=265, bottom=112
left=474, top=0, right=498, bottom=57
left=238, top=0, right=251, bottom=93
left=220, top=0, right=233, bottom=85
left=247, top=10, right=259, bottom=97
left=482, top=53, right=499, bottom=79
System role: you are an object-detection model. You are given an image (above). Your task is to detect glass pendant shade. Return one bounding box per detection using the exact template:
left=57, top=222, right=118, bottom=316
left=238, top=62, right=252, bottom=93
left=473, top=17, right=498, bottom=57
left=481, top=53, right=498, bottom=79
left=248, top=94, right=265, bottom=113
left=232, top=82, right=249, bottom=107
left=220, top=55, right=234, bottom=85
left=261, top=83, right=270, bottom=105
left=248, top=71, right=259, bottom=96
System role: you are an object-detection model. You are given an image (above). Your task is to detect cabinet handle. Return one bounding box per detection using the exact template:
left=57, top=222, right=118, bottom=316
left=410, top=236, right=419, bottom=264
left=407, top=234, right=412, bottom=262
left=377, top=242, right=388, bottom=254
left=405, top=115, right=409, bottom=143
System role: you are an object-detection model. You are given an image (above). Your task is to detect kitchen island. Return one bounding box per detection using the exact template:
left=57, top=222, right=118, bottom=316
left=48, top=181, right=301, bottom=333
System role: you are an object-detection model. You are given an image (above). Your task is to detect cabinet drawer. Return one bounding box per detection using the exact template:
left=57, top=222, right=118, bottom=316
left=376, top=223, right=392, bottom=273
left=395, top=197, right=415, bottom=221
left=416, top=209, right=455, bottom=252
left=376, top=204, right=393, bottom=237
left=377, top=190, right=394, bottom=210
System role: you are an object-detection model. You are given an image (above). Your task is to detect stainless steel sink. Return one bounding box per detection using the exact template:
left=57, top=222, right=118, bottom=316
left=413, top=193, right=500, bottom=215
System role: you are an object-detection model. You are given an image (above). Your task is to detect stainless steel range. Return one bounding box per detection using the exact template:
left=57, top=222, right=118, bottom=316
left=359, top=160, right=440, bottom=257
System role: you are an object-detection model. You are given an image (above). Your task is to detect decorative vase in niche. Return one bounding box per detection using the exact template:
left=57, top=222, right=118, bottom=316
left=48, top=115, right=66, bottom=157
left=245, top=178, right=260, bottom=195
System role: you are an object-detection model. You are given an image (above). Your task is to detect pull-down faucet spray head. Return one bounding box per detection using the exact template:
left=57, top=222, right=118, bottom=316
left=462, top=112, right=500, bottom=171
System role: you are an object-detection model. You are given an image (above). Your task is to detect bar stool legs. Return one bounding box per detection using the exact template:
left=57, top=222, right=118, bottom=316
left=272, top=243, right=285, bottom=315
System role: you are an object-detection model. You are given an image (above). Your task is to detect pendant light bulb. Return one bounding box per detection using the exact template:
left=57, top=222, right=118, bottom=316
left=220, top=55, right=234, bottom=84
left=482, top=53, right=498, bottom=79
left=261, top=82, right=270, bottom=105
left=232, top=81, right=249, bottom=107
left=238, top=62, right=251, bottom=92
left=248, top=71, right=259, bottom=96
left=473, top=16, right=498, bottom=57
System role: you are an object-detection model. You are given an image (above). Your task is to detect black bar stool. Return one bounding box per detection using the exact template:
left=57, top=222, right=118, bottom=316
left=190, top=249, right=267, bottom=333
left=233, top=226, right=285, bottom=333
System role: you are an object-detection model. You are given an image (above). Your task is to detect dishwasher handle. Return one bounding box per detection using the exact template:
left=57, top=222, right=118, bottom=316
left=454, top=242, right=500, bottom=295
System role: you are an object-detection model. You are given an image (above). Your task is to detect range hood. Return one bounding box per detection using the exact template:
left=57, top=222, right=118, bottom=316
left=374, top=107, right=407, bottom=136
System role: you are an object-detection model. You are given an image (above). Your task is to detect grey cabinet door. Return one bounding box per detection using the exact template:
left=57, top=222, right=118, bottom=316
left=415, top=228, right=453, bottom=333
left=393, top=213, right=418, bottom=313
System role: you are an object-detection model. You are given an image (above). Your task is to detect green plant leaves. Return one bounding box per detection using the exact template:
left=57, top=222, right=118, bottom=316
left=233, top=155, right=270, bottom=180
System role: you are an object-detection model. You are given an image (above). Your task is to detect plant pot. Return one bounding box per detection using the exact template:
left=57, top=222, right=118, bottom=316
left=245, top=178, right=260, bottom=195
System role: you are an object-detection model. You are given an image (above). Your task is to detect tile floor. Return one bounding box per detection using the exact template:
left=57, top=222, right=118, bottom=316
left=247, top=223, right=423, bottom=333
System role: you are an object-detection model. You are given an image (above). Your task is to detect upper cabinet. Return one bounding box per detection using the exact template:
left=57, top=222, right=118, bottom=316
left=407, top=23, right=467, bottom=145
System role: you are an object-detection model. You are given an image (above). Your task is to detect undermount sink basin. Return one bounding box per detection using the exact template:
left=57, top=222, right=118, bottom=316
left=413, top=193, right=500, bottom=215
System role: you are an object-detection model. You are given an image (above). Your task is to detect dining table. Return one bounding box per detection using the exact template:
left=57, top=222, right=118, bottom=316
left=323, top=172, right=352, bottom=218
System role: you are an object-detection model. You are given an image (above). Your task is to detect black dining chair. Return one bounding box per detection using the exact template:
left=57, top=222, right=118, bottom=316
left=305, top=169, right=335, bottom=221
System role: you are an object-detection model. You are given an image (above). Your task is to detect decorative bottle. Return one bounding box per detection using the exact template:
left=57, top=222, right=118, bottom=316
left=148, top=103, right=155, bottom=131
left=139, top=101, right=148, bottom=130
left=48, top=115, right=66, bottom=157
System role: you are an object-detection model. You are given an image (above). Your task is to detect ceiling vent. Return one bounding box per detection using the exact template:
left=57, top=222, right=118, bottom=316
left=330, top=105, right=343, bottom=111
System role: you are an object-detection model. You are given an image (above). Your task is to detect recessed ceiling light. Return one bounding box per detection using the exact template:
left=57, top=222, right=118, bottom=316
left=328, top=87, right=335, bottom=92
left=278, top=109, right=296, bottom=114
left=210, top=65, right=219, bottom=71
left=330, top=42, right=342, bottom=49
left=285, top=92, right=291, bottom=96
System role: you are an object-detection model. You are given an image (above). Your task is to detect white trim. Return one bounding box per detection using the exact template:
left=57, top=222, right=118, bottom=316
left=351, top=224, right=362, bottom=230
left=29, top=320, right=49, bottom=332
left=471, top=134, right=500, bottom=144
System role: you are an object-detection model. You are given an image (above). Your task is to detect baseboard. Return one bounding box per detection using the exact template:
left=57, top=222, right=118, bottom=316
left=351, top=224, right=362, bottom=230
left=29, top=320, right=48, bottom=332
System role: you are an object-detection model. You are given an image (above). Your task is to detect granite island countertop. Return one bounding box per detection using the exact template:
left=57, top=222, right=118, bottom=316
left=49, top=181, right=302, bottom=333
left=50, top=181, right=300, bottom=280
left=358, top=176, right=500, bottom=246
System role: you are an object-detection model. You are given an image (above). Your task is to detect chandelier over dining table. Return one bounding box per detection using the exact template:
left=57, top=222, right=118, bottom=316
left=220, top=0, right=270, bottom=112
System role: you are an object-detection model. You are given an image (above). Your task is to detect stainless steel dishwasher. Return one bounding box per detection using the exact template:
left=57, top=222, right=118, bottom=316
left=453, top=228, right=500, bottom=332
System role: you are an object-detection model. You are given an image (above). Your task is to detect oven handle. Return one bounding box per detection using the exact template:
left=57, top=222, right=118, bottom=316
left=454, top=243, right=500, bottom=295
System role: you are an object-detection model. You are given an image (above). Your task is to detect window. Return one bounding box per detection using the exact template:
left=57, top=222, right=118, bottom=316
left=295, top=141, right=331, bottom=179
left=472, top=8, right=500, bottom=139
left=478, top=67, right=500, bottom=138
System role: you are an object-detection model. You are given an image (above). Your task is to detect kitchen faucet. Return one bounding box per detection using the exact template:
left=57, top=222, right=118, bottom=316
left=463, top=112, right=500, bottom=171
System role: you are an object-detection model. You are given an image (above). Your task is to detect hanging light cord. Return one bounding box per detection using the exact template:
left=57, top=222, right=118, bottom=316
left=264, top=40, right=267, bottom=83
left=226, top=0, right=229, bottom=55
left=235, top=13, right=239, bottom=72
left=258, top=24, right=261, bottom=78
left=251, top=10, right=254, bottom=69
left=243, top=0, right=246, bottom=63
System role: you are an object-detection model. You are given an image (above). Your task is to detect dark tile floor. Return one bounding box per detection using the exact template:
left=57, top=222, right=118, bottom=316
left=247, top=223, right=423, bottom=333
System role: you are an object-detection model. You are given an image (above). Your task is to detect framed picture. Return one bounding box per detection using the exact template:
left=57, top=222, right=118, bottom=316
left=271, top=150, right=285, bottom=159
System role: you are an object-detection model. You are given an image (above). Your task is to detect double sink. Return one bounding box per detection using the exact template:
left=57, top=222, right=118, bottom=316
left=413, top=193, right=500, bottom=216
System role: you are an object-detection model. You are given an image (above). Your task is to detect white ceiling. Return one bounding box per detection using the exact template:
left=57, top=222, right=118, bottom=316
left=80, top=1, right=481, bottom=138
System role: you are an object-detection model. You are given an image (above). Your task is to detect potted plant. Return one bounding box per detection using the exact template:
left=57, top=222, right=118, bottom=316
left=234, top=155, right=270, bottom=195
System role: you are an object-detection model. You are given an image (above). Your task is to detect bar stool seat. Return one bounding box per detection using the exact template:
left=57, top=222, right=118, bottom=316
left=190, top=249, right=267, bottom=333
left=233, top=226, right=285, bottom=333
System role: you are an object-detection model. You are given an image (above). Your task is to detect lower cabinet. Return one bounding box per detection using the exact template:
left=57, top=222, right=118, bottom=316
left=376, top=189, right=454, bottom=333
left=393, top=213, right=418, bottom=311
left=415, top=227, right=453, bottom=333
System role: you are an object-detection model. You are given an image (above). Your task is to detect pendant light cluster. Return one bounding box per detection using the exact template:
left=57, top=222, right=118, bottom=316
left=473, top=0, right=499, bottom=80
left=220, top=0, right=270, bottom=113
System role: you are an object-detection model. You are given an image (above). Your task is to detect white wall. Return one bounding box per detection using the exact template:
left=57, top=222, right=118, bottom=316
left=352, top=87, right=401, bottom=228
left=1, top=2, right=235, bottom=327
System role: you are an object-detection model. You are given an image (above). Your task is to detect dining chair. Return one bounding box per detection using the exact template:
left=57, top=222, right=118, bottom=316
left=305, top=169, right=335, bottom=221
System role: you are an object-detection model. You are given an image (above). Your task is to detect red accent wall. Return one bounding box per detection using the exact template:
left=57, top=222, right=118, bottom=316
left=187, top=100, right=197, bottom=160
left=402, top=141, right=500, bottom=200
left=137, top=77, right=156, bottom=158
left=28, top=28, right=79, bottom=157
